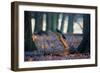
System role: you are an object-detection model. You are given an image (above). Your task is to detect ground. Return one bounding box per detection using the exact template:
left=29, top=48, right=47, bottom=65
left=25, top=52, right=90, bottom=61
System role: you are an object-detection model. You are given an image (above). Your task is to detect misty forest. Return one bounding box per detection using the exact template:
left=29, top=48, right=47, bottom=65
left=24, top=11, right=90, bottom=61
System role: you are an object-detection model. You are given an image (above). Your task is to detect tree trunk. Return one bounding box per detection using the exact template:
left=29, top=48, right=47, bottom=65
left=60, top=14, right=66, bottom=32
left=51, top=13, right=59, bottom=32
left=24, top=11, right=33, bottom=51
left=77, top=14, right=90, bottom=53
left=46, top=13, right=59, bottom=32
left=46, top=13, right=52, bottom=31
left=34, top=12, right=43, bottom=32
left=25, top=11, right=40, bottom=51
left=67, top=14, right=74, bottom=33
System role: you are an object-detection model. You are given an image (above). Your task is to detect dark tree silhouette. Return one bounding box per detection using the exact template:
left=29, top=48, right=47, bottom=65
left=46, top=13, right=52, bottom=31
left=46, top=13, right=59, bottom=32
left=51, top=13, right=59, bottom=32
left=67, top=14, right=74, bottom=33
left=34, top=12, right=43, bottom=32
left=24, top=11, right=37, bottom=51
left=78, top=14, right=90, bottom=53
